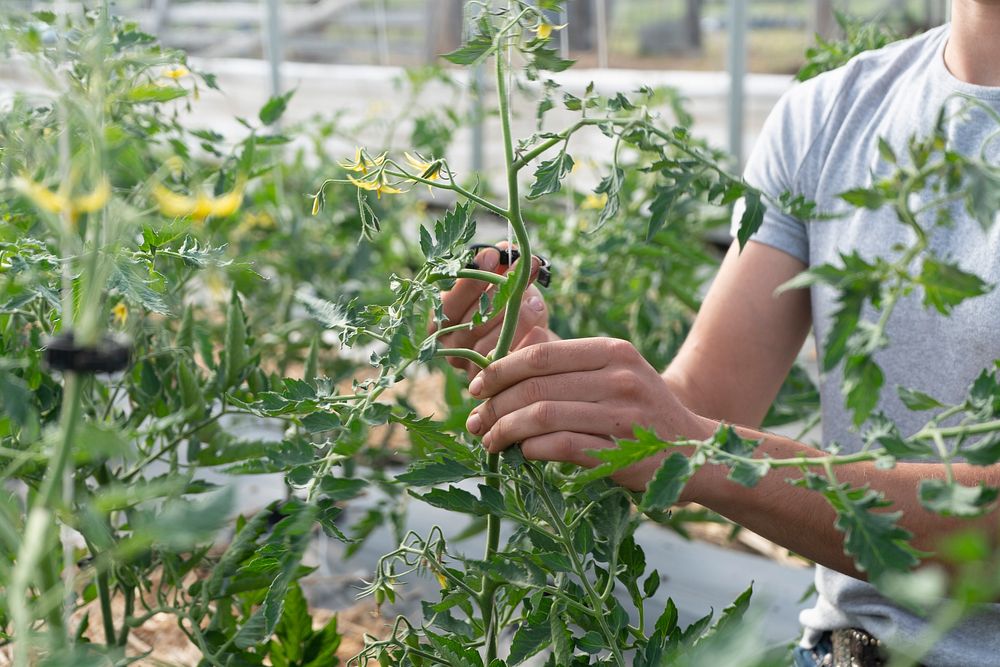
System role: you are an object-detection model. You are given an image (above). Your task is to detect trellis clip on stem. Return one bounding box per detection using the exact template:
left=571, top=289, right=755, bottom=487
left=465, top=242, right=552, bottom=287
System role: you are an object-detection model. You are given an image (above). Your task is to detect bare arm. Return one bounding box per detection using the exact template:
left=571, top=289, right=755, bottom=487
left=466, top=240, right=1000, bottom=580
left=663, top=240, right=811, bottom=427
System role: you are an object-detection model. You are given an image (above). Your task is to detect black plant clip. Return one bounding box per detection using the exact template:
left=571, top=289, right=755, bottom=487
left=44, top=332, right=133, bottom=374
left=466, top=243, right=552, bottom=288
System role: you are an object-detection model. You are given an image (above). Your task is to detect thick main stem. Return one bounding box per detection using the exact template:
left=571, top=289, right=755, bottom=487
left=10, top=372, right=83, bottom=664
left=480, top=41, right=535, bottom=663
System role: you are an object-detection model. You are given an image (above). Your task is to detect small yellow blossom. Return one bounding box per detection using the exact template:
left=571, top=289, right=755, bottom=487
left=112, top=302, right=128, bottom=326
left=582, top=192, right=608, bottom=210
left=162, top=65, right=190, bottom=80
left=435, top=571, right=448, bottom=588
left=14, top=175, right=111, bottom=223
left=404, top=152, right=443, bottom=180
left=404, top=152, right=445, bottom=194
left=152, top=179, right=246, bottom=221
left=73, top=179, right=111, bottom=214
left=338, top=148, right=386, bottom=175
left=348, top=174, right=405, bottom=199
left=311, top=195, right=321, bottom=216
left=15, top=177, right=68, bottom=214
left=534, top=22, right=565, bottom=40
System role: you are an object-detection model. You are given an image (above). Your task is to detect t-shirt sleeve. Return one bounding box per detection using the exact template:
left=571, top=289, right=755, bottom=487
left=729, top=86, right=813, bottom=264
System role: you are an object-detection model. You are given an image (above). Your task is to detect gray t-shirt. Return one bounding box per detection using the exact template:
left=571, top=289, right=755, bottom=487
left=732, top=24, right=1000, bottom=667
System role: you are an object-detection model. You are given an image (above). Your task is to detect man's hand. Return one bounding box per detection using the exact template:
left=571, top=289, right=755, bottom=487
left=464, top=337, right=713, bottom=491
left=436, top=244, right=558, bottom=376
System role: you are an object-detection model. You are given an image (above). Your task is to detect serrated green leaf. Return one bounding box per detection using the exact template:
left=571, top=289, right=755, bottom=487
left=411, top=485, right=484, bottom=515
left=259, top=90, right=295, bottom=125
left=843, top=353, right=884, bottom=426
left=126, top=84, right=188, bottom=103
left=550, top=606, right=573, bottom=664
left=840, top=188, right=886, bottom=210
left=319, top=477, right=367, bottom=501
left=736, top=190, right=764, bottom=250
left=593, top=167, right=624, bottom=230
left=300, top=411, right=341, bottom=433
left=918, top=257, right=990, bottom=315
left=808, top=474, right=917, bottom=579
left=530, top=46, right=575, bottom=72
left=527, top=154, right=574, bottom=199
left=897, top=386, right=944, bottom=411
left=640, top=453, right=692, bottom=511
left=572, top=428, right=666, bottom=488
left=442, top=34, right=494, bottom=65
left=919, top=479, right=998, bottom=517
left=395, top=458, right=477, bottom=486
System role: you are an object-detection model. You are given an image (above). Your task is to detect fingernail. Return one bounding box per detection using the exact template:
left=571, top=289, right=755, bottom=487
left=466, top=412, right=482, bottom=434
left=469, top=376, right=483, bottom=396
left=480, top=250, right=499, bottom=271
left=482, top=431, right=493, bottom=450
left=526, top=296, right=544, bottom=312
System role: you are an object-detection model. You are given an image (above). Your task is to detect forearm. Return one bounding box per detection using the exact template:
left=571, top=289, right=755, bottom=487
left=682, top=415, right=1000, bottom=580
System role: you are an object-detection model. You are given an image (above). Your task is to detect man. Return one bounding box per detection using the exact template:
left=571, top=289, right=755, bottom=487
left=440, top=1, right=1000, bottom=665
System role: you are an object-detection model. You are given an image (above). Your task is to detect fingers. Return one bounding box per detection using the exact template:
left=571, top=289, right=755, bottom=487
left=519, top=431, right=613, bottom=468
left=439, top=247, right=501, bottom=327
left=466, top=296, right=549, bottom=379
left=513, top=324, right=559, bottom=351
left=480, top=400, right=639, bottom=453
left=466, top=370, right=619, bottom=436
left=469, top=338, right=623, bottom=399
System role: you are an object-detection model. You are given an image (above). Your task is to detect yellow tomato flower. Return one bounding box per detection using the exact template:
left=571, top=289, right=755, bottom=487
left=14, top=175, right=111, bottom=222
left=404, top=152, right=443, bottom=180
left=162, top=65, right=190, bottom=80
left=347, top=174, right=404, bottom=199
left=112, top=302, right=128, bottom=326
left=339, top=148, right=386, bottom=175
left=534, top=22, right=565, bottom=40
left=582, top=193, right=608, bottom=210
left=311, top=195, right=321, bottom=216
left=152, top=179, right=246, bottom=221
left=73, top=178, right=111, bottom=214
left=14, top=177, right=68, bottom=214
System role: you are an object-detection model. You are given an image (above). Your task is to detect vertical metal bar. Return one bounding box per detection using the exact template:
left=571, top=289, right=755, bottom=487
left=262, top=0, right=284, bottom=104
left=374, top=0, right=390, bottom=66
left=595, top=0, right=608, bottom=69
left=152, top=0, right=171, bottom=35
left=727, top=0, right=747, bottom=168
left=559, top=6, right=569, bottom=60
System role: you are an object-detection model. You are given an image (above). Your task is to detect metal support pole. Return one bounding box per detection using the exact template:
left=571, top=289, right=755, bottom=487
left=727, top=0, right=747, bottom=169
left=594, top=0, right=608, bottom=69
left=374, top=0, right=390, bottom=66
left=262, top=0, right=284, bottom=103
left=559, top=6, right=569, bottom=60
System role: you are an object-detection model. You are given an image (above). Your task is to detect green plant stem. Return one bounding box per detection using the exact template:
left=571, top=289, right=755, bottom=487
left=118, top=586, right=134, bottom=646
left=121, top=411, right=225, bottom=482
left=96, top=568, right=116, bottom=645
left=10, top=372, right=84, bottom=662
left=527, top=464, right=627, bottom=667
left=426, top=268, right=508, bottom=288
left=479, top=37, right=537, bottom=662
left=383, top=168, right=507, bottom=217
left=433, top=348, right=489, bottom=369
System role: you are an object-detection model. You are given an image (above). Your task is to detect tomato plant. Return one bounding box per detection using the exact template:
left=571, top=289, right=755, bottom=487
left=3, top=2, right=1000, bottom=667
